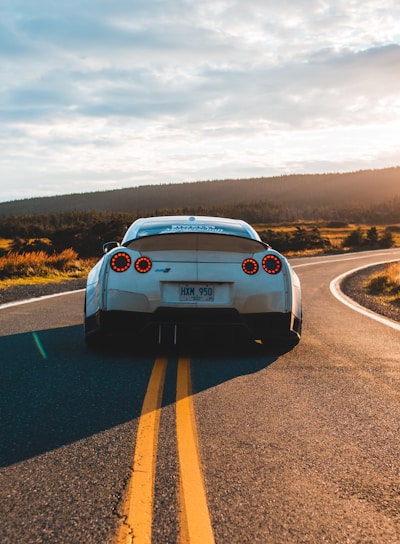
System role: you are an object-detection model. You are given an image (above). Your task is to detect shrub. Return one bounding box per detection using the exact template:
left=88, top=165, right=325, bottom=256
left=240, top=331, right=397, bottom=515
left=48, top=248, right=79, bottom=271
left=379, top=228, right=395, bottom=248
left=259, top=227, right=331, bottom=253
left=342, top=227, right=365, bottom=248
left=342, top=226, right=394, bottom=249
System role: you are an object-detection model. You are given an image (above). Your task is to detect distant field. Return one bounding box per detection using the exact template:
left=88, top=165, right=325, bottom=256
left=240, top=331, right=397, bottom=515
left=0, top=223, right=399, bottom=288
left=2, top=224, right=400, bottom=253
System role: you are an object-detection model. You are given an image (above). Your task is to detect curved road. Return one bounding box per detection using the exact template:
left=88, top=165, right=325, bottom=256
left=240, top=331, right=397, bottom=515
left=1, top=248, right=400, bottom=543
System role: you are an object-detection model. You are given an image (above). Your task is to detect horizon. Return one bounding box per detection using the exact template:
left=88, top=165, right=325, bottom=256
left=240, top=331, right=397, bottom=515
left=1, top=166, right=399, bottom=207
left=1, top=1, right=400, bottom=203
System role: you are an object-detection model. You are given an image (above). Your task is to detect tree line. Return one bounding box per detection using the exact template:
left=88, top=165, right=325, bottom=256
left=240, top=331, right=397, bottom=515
left=0, top=200, right=398, bottom=257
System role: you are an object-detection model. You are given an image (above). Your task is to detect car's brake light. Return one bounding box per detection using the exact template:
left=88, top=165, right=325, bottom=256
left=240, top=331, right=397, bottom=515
left=135, top=256, right=152, bottom=273
left=262, top=254, right=282, bottom=274
left=242, top=258, right=258, bottom=275
left=110, top=252, right=132, bottom=273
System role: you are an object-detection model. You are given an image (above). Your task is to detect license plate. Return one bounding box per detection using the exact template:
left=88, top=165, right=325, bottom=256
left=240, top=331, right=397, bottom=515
left=179, top=284, right=214, bottom=302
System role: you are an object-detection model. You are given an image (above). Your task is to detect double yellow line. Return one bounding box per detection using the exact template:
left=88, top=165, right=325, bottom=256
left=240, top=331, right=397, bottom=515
left=116, top=357, right=215, bottom=544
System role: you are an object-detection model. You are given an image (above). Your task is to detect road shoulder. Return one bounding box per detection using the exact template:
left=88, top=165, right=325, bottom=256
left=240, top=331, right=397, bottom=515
left=340, top=263, right=400, bottom=323
left=0, top=279, right=86, bottom=306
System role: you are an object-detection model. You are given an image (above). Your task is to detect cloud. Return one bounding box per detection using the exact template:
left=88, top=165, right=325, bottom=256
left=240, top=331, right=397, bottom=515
left=1, top=0, right=400, bottom=201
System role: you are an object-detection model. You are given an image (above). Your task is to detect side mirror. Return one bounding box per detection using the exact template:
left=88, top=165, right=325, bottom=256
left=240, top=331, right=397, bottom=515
left=103, top=241, right=120, bottom=254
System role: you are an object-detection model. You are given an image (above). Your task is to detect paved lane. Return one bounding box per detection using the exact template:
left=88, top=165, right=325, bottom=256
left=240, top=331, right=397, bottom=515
left=1, top=249, right=400, bottom=543
left=192, top=249, right=400, bottom=543
left=0, top=292, right=156, bottom=542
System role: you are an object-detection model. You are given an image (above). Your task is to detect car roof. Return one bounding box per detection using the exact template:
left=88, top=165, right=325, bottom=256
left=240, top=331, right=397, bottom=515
left=121, top=215, right=261, bottom=243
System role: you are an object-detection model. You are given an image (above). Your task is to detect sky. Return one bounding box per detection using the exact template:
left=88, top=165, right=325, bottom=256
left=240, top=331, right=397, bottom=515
left=1, top=0, right=400, bottom=203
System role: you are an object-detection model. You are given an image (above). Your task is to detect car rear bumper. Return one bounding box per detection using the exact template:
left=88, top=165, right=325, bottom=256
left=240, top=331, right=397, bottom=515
left=86, top=307, right=301, bottom=341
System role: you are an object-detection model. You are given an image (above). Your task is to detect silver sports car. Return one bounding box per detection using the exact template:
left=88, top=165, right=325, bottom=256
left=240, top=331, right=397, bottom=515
left=84, top=215, right=302, bottom=348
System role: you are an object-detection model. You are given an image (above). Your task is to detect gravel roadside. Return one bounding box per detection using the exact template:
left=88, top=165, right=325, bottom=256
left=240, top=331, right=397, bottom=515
left=0, top=278, right=86, bottom=306
left=340, top=263, right=400, bottom=323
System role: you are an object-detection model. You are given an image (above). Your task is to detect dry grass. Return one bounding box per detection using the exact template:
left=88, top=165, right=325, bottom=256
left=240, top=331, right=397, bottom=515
left=0, top=239, right=13, bottom=252
left=0, top=249, right=95, bottom=288
left=366, top=262, right=400, bottom=301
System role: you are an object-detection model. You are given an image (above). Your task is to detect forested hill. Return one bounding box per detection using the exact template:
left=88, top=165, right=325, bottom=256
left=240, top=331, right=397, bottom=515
left=1, top=167, right=400, bottom=217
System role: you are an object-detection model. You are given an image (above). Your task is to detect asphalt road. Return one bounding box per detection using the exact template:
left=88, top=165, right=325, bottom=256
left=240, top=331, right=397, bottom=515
left=1, top=249, right=400, bottom=544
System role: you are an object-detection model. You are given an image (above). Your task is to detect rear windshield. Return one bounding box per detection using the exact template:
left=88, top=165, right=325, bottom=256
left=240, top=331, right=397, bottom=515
left=134, top=221, right=253, bottom=239
left=124, top=232, right=267, bottom=253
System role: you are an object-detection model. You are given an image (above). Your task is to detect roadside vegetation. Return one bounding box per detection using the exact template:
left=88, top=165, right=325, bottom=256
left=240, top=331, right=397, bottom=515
left=0, top=249, right=95, bottom=288
left=365, top=262, right=400, bottom=304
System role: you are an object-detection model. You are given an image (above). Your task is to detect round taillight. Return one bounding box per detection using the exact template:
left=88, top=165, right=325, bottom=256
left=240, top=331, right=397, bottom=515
left=242, top=258, right=259, bottom=275
left=110, top=252, right=132, bottom=273
left=135, top=256, right=152, bottom=273
left=262, top=254, right=282, bottom=274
